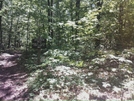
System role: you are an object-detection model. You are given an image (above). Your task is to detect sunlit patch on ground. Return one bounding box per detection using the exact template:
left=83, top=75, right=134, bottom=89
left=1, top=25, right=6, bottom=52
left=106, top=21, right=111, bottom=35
left=0, top=48, right=134, bottom=101
left=26, top=64, right=134, bottom=101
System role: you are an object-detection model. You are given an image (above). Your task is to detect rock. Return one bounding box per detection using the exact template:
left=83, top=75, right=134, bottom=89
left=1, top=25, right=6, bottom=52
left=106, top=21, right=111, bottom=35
left=1, top=53, right=13, bottom=57
left=0, top=53, right=14, bottom=60
left=0, top=60, right=7, bottom=66
left=108, top=54, right=133, bottom=64
left=54, top=65, right=77, bottom=76
left=50, top=93, right=60, bottom=100
left=118, top=57, right=132, bottom=64
left=76, top=90, right=89, bottom=100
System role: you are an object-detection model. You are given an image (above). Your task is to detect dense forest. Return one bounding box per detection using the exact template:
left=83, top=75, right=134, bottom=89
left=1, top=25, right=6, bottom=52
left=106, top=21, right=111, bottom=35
left=0, top=0, right=134, bottom=100
left=1, top=0, right=134, bottom=51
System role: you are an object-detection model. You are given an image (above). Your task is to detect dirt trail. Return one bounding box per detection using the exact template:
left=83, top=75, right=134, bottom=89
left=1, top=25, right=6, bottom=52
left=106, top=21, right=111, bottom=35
left=0, top=53, right=28, bottom=101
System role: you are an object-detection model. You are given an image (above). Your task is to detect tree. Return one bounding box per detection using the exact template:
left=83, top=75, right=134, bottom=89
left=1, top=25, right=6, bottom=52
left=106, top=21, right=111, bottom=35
left=48, top=0, right=53, bottom=41
left=0, top=0, right=3, bottom=47
left=1, top=0, right=134, bottom=56
left=99, top=0, right=134, bottom=49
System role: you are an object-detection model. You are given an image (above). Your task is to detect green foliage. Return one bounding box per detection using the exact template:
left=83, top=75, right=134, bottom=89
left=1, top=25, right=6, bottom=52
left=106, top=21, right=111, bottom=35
left=100, top=0, right=134, bottom=49
left=27, top=66, right=86, bottom=100
left=42, top=49, right=70, bottom=67
left=1, top=0, right=134, bottom=53
left=1, top=0, right=134, bottom=100
left=26, top=48, right=134, bottom=100
left=24, top=49, right=85, bottom=71
left=42, top=49, right=83, bottom=68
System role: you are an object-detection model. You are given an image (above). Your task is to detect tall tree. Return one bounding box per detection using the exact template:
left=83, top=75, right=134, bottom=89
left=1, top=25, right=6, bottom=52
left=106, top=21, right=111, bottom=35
left=0, top=0, right=3, bottom=46
left=7, top=0, right=13, bottom=48
left=48, top=0, right=53, bottom=39
left=94, top=0, right=103, bottom=49
left=75, top=0, right=80, bottom=50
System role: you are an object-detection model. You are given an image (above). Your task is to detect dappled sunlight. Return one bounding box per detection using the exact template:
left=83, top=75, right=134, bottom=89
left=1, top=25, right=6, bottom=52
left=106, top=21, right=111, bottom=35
left=0, top=49, right=134, bottom=101
left=25, top=48, right=134, bottom=101
left=0, top=52, right=28, bottom=101
left=27, top=65, right=134, bottom=101
left=1, top=0, right=134, bottom=100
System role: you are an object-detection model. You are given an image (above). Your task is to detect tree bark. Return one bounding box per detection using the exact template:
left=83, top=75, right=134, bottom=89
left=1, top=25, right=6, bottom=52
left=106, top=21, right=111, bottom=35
left=47, top=0, right=53, bottom=48
left=116, top=1, right=124, bottom=49
left=95, top=0, right=103, bottom=49
left=76, top=0, right=80, bottom=21
left=48, top=0, right=53, bottom=39
left=14, top=17, right=20, bottom=48
left=75, top=0, right=80, bottom=51
left=8, top=17, right=13, bottom=48
left=0, top=1, right=3, bottom=46
left=7, top=0, right=13, bottom=49
left=26, top=13, right=30, bottom=51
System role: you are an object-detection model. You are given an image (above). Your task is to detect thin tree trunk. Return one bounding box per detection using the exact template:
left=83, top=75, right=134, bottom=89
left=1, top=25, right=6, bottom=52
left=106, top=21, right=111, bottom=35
left=56, top=0, right=60, bottom=48
left=96, top=0, right=103, bottom=30
left=48, top=0, right=50, bottom=36
left=50, top=0, right=53, bottom=38
left=48, top=0, right=53, bottom=48
left=117, top=1, right=124, bottom=49
left=76, top=0, right=80, bottom=22
left=26, top=13, right=30, bottom=51
left=70, top=1, right=74, bottom=45
left=8, top=17, right=13, bottom=48
left=8, top=0, right=13, bottom=49
left=14, top=17, right=20, bottom=48
left=75, top=0, right=80, bottom=51
left=95, top=0, right=103, bottom=49
left=0, top=1, right=3, bottom=46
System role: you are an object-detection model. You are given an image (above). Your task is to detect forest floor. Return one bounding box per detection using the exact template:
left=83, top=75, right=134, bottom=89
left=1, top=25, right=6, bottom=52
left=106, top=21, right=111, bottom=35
left=0, top=49, right=134, bottom=101
left=0, top=52, right=28, bottom=101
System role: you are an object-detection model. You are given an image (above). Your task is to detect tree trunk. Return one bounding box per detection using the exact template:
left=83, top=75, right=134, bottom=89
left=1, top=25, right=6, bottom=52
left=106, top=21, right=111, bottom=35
left=26, top=13, right=30, bottom=51
left=75, top=0, right=80, bottom=51
left=0, top=1, right=3, bottom=47
left=116, top=1, right=124, bottom=49
left=48, top=0, right=53, bottom=38
left=47, top=0, right=53, bottom=48
left=55, top=0, right=60, bottom=48
left=76, top=0, right=80, bottom=21
left=95, top=0, right=103, bottom=49
left=8, top=0, right=13, bottom=49
left=14, top=17, right=20, bottom=48
left=70, top=1, right=74, bottom=46
left=50, top=0, right=53, bottom=38
left=8, top=17, right=13, bottom=49
left=96, top=0, right=103, bottom=30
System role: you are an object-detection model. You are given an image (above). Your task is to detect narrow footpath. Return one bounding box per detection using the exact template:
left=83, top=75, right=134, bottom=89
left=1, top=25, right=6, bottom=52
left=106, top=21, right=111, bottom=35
left=0, top=52, right=28, bottom=101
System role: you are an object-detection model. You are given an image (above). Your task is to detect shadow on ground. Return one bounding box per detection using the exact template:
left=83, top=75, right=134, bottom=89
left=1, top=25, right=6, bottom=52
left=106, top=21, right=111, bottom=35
left=0, top=52, right=29, bottom=101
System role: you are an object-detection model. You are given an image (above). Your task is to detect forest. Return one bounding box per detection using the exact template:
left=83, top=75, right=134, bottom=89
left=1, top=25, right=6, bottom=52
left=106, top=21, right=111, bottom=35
left=0, top=0, right=134, bottom=100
